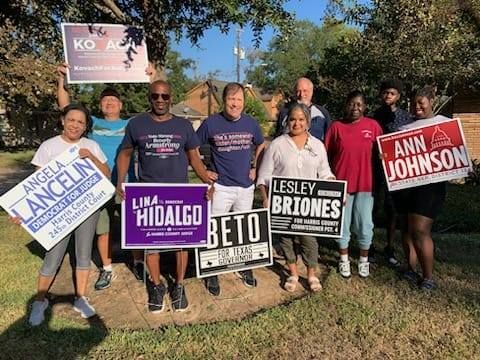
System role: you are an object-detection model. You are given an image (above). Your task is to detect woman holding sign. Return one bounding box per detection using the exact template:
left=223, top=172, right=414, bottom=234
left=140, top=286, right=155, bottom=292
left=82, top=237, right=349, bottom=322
left=324, top=91, right=383, bottom=279
left=12, top=104, right=110, bottom=326
left=393, top=86, right=450, bottom=291
left=258, top=103, right=335, bottom=292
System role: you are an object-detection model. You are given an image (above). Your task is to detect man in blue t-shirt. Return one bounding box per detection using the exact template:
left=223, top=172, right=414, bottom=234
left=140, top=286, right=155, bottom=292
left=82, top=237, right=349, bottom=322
left=116, top=80, right=212, bottom=313
left=56, top=64, right=154, bottom=290
left=196, top=82, right=265, bottom=296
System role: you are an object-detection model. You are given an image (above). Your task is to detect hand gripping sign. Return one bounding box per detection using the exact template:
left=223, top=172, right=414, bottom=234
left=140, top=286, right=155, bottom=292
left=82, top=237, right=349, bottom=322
left=377, top=118, right=472, bottom=191
left=0, top=145, right=115, bottom=250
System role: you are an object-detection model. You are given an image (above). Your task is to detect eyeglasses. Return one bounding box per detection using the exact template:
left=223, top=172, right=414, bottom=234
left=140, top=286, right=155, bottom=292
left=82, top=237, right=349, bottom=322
left=150, top=93, right=171, bottom=101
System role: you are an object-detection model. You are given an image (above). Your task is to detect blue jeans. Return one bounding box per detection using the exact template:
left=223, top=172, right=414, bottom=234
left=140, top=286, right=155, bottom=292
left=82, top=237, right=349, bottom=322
left=337, top=192, right=374, bottom=250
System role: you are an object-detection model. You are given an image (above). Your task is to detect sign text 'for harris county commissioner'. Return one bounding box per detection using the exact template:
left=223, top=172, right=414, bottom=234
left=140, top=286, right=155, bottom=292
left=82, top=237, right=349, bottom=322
left=269, top=176, right=346, bottom=238
left=122, top=183, right=210, bottom=249
left=195, top=208, right=273, bottom=278
left=61, top=23, right=149, bottom=84
left=377, top=118, right=472, bottom=191
left=0, top=145, right=115, bottom=250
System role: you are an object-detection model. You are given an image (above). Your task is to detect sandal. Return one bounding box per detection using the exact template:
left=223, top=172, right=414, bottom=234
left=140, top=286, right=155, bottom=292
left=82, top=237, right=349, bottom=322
left=284, top=276, right=299, bottom=292
left=308, top=276, right=322, bottom=292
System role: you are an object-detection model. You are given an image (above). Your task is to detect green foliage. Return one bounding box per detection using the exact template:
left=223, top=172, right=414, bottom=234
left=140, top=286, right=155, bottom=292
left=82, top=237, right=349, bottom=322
left=320, top=0, right=480, bottom=117
left=244, top=96, right=269, bottom=125
left=465, top=159, right=480, bottom=186
left=1, top=0, right=294, bottom=113
left=246, top=19, right=357, bottom=99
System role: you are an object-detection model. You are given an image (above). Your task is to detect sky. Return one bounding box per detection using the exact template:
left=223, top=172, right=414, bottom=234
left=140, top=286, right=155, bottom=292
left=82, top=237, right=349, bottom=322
left=172, top=0, right=329, bottom=82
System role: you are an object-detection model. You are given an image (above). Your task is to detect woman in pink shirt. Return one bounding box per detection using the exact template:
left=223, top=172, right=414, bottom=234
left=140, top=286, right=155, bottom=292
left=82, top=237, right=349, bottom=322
left=325, top=91, right=383, bottom=279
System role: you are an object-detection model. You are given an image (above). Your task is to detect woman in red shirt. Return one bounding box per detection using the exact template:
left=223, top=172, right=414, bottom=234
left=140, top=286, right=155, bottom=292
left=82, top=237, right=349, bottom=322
left=325, top=91, right=383, bottom=279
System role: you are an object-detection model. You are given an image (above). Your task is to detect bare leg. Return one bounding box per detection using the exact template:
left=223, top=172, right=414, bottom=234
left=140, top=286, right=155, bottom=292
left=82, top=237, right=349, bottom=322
left=35, top=275, right=55, bottom=301
left=287, top=262, right=299, bottom=278
left=75, top=269, right=90, bottom=297
left=409, top=214, right=434, bottom=279
left=146, top=253, right=161, bottom=285
left=97, top=233, right=112, bottom=267
left=175, top=250, right=188, bottom=283
left=398, top=214, right=417, bottom=270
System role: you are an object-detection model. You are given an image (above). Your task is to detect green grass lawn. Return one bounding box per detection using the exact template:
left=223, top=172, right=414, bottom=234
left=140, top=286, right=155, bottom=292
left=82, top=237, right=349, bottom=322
left=1, top=212, right=480, bottom=359
left=1, top=151, right=480, bottom=359
left=0, top=150, right=35, bottom=170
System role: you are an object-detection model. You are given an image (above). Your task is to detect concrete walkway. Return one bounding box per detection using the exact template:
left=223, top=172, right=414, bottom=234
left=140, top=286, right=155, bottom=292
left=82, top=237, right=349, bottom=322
left=48, top=253, right=327, bottom=329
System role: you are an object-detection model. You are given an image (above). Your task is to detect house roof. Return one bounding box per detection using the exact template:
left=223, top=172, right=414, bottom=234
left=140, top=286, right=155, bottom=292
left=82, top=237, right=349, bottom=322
left=171, top=101, right=204, bottom=118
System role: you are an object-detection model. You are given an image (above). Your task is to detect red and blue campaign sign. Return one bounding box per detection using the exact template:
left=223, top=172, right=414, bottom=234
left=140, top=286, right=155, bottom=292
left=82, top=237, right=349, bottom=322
left=121, top=184, right=210, bottom=249
left=61, top=23, right=149, bottom=84
left=377, top=118, right=472, bottom=191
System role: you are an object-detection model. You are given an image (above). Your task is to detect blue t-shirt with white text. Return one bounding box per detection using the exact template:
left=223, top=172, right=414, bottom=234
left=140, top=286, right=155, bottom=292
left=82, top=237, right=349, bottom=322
left=196, top=112, right=264, bottom=188
left=121, top=113, right=200, bottom=183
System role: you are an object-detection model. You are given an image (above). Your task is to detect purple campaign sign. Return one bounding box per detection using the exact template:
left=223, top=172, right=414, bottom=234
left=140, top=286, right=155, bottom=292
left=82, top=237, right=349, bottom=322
left=122, top=184, right=209, bottom=249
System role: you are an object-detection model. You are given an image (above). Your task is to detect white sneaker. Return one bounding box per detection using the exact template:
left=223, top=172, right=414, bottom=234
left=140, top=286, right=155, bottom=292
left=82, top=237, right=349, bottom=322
left=73, top=296, right=96, bottom=318
left=358, top=261, right=370, bottom=278
left=28, top=299, right=49, bottom=326
left=338, top=261, right=351, bottom=278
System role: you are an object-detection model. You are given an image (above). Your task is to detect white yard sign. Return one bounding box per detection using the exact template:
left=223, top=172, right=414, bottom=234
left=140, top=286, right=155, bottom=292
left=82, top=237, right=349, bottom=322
left=0, top=145, right=115, bottom=250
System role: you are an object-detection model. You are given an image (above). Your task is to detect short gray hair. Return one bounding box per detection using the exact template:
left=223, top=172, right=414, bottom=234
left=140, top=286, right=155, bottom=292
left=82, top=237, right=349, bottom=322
left=287, top=103, right=311, bottom=126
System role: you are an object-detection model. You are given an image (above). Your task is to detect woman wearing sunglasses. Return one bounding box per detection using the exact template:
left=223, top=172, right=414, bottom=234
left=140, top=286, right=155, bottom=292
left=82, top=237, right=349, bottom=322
left=257, top=103, right=334, bottom=292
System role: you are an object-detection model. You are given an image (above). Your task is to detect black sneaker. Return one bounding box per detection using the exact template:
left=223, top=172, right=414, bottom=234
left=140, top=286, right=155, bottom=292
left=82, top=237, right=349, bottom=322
left=384, top=246, right=400, bottom=266
left=368, top=245, right=377, bottom=263
left=146, top=280, right=166, bottom=313
left=171, top=283, right=189, bottom=312
left=133, top=262, right=145, bottom=282
left=205, top=276, right=220, bottom=296
left=236, top=270, right=257, bottom=288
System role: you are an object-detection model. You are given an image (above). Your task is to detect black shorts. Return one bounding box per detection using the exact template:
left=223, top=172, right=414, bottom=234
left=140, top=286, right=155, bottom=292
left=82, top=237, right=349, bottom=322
left=391, top=182, right=446, bottom=220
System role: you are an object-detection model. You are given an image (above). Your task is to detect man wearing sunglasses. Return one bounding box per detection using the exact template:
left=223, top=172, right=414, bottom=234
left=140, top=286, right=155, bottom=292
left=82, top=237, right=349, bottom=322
left=56, top=64, right=155, bottom=291
left=116, top=80, right=212, bottom=313
left=196, top=82, right=266, bottom=296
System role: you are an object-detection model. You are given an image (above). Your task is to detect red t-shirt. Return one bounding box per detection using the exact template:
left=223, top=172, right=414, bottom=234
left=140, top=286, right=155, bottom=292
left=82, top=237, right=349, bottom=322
left=324, top=117, right=383, bottom=193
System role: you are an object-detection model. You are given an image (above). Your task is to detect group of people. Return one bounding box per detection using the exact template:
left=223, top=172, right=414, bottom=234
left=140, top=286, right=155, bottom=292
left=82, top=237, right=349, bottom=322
left=15, top=65, right=449, bottom=326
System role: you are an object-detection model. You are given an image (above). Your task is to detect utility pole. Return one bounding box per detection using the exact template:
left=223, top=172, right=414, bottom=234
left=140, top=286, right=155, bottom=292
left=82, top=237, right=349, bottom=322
left=235, top=28, right=244, bottom=83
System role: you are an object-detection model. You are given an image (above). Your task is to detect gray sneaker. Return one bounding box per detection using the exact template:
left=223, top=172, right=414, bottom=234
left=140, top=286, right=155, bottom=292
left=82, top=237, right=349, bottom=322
left=28, top=299, right=49, bottom=326
left=73, top=296, right=96, bottom=318
left=94, top=270, right=114, bottom=290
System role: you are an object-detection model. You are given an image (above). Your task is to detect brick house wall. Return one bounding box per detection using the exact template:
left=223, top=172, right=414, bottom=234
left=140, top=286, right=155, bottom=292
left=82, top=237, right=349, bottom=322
left=452, top=92, right=480, bottom=161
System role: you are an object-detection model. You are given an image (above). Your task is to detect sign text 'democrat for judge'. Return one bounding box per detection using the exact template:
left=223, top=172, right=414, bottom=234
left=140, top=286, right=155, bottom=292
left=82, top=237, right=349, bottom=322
left=377, top=119, right=472, bottom=191
left=0, top=145, right=115, bottom=250
left=195, top=209, right=273, bottom=278
left=122, top=184, right=209, bottom=249
left=269, top=176, right=346, bottom=238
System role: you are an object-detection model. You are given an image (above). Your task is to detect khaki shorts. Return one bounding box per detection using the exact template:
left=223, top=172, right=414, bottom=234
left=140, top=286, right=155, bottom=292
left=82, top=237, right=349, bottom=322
left=96, top=195, right=121, bottom=235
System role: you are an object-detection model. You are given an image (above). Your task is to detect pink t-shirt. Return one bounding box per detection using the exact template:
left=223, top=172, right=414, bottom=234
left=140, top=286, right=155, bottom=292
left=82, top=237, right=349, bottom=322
left=324, top=117, right=383, bottom=193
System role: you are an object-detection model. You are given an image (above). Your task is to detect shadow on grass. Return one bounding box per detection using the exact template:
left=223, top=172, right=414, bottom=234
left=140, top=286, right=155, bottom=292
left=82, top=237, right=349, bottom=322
left=0, top=295, right=108, bottom=360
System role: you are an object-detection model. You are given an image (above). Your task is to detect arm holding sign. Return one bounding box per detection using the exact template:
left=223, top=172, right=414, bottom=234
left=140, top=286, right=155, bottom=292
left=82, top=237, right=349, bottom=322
left=187, top=148, right=214, bottom=200
left=78, top=148, right=110, bottom=178
left=57, top=63, right=70, bottom=110
left=116, top=147, right=134, bottom=200
left=56, top=62, right=158, bottom=110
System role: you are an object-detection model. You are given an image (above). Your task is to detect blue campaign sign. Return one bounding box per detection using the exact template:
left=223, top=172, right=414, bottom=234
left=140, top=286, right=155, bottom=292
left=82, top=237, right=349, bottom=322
left=0, top=145, right=115, bottom=250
